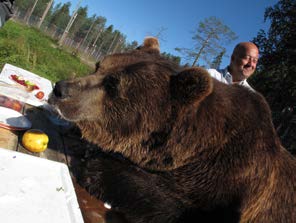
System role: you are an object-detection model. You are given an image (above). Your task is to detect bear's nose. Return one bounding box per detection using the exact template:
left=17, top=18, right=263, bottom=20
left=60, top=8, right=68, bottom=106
left=53, top=80, right=73, bottom=99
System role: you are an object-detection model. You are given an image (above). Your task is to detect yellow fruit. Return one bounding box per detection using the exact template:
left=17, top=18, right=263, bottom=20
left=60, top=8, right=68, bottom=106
left=22, top=129, right=49, bottom=152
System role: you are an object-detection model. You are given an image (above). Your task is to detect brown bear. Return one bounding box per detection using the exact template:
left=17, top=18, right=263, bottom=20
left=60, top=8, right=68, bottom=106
left=49, top=37, right=296, bottom=223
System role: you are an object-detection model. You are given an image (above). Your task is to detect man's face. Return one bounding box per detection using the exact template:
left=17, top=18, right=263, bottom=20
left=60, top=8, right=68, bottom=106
left=231, top=46, right=259, bottom=81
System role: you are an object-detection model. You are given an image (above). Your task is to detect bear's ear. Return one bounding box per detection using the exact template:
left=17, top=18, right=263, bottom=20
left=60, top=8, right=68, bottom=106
left=137, top=37, right=160, bottom=53
left=170, top=67, right=213, bottom=106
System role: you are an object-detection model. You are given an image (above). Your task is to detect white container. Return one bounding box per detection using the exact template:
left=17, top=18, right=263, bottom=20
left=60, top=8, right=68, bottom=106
left=0, top=148, right=84, bottom=223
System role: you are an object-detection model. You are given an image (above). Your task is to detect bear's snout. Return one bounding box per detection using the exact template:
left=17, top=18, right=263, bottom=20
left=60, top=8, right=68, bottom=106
left=53, top=80, right=80, bottom=99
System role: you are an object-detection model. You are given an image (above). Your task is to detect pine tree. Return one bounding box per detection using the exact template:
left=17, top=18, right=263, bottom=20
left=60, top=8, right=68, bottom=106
left=250, top=0, right=296, bottom=154
left=175, top=16, right=237, bottom=67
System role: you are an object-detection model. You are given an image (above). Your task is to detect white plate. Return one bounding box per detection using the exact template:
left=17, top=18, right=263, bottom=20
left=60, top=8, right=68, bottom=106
left=0, top=64, right=53, bottom=106
left=0, top=106, right=32, bottom=129
left=0, top=148, right=84, bottom=223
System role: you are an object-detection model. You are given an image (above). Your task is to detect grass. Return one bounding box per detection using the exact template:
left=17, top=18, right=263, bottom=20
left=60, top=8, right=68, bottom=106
left=0, top=20, right=93, bottom=83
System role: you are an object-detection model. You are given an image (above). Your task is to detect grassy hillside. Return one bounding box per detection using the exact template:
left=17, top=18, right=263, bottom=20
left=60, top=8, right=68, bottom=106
left=0, top=20, right=93, bottom=82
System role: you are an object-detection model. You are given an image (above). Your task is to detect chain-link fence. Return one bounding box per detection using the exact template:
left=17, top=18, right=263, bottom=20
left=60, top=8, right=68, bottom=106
left=13, top=6, right=125, bottom=66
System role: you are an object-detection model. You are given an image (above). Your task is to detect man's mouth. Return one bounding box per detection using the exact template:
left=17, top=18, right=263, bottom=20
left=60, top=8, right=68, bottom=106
left=243, top=66, right=253, bottom=72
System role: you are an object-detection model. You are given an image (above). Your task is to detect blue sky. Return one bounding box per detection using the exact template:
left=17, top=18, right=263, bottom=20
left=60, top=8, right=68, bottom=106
left=54, top=0, right=278, bottom=68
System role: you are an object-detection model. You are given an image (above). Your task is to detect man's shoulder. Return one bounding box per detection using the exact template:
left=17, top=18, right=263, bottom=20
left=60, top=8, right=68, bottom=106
left=207, top=68, right=222, bottom=78
left=207, top=68, right=229, bottom=84
left=207, top=68, right=221, bottom=73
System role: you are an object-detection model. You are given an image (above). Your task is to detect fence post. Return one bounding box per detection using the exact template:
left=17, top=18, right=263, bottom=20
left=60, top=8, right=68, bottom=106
left=38, top=0, right=54, bottom=28
left=25, top=0, right=39, bottom=25
left=58, top=0, right=82, bottom=46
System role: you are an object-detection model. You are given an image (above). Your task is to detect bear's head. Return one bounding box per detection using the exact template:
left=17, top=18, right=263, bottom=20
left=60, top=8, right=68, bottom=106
left=49, top=37, right=273, bottom=171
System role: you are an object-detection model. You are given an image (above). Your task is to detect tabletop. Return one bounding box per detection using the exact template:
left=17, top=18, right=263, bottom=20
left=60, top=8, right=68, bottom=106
left=0, top=103, right=107, bottom=223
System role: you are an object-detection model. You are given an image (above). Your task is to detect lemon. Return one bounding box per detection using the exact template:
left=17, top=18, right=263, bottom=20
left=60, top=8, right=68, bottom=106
left=22, top=129, right=49, bottom=153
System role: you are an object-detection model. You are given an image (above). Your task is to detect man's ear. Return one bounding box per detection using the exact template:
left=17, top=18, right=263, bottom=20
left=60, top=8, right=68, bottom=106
left=170, top=67, right=213, bottom=106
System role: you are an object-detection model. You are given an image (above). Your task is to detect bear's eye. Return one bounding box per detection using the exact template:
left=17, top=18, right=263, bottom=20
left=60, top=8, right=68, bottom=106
left=102, top=76, right=119, bottom=98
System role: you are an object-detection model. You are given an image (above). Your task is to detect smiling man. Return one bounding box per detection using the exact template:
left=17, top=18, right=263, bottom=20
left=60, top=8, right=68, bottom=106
left=208, top=42, right=259, bottom=90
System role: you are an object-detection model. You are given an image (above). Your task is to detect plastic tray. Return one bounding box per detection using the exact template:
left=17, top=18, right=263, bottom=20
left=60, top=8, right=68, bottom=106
left=0, top=148, right=84, bottom=223
left=0, top=64, right=53, bottom=106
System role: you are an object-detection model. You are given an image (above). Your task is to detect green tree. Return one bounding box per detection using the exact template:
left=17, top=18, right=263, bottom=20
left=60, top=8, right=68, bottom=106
left=210, top=48, right=226, bottom=69
left=175, top=16, right=237, bottom=67
left=14, top=0, right=35, bottom=12
left=15, top=0, right=33, bottom=11
left=83, top=16, right=106, bottom=51
left=96, top=25, right=114, bottom=55
left=161, top=52, right=181, bottom=65
left=69, top=6, right=88, bottom=39
left=107, top=30, right=121, bottom=54
left=15, top=0, right=51, bottom=22
left=124, top=40, right=138, bottom=51
left=250, top=0, right=296, bottom=154
left=46, top=2, right=71, bottom=32
left=31, top=0, right=51, bottom=17
left=77, top=15, right=106, bottom=49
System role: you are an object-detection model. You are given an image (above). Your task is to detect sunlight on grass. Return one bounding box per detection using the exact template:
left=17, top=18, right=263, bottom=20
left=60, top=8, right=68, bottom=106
left=0, top=20, right=93, bottom=83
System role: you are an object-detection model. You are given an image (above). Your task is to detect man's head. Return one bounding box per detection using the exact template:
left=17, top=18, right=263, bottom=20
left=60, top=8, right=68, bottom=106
left=229, top=42, right=259, bottom=82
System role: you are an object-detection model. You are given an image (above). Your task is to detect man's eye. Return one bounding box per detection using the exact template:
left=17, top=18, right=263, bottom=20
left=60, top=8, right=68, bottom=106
left=103, top=76, right=119, bottom=98
left=242, top=55, right=258, bottom=64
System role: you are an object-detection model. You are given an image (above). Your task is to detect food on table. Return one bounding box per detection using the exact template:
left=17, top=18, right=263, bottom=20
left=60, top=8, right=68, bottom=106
left=0, top=95, right=23, bottom=112
left=10, top=74, right=40, bottom=92
left=22, top=129, right=49, bottom=153
left=35, top=91, right=45, bottom=100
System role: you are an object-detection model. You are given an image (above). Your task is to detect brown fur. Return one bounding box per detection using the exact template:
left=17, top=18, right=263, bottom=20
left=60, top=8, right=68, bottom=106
left=49, top=37, right=296, bottom=223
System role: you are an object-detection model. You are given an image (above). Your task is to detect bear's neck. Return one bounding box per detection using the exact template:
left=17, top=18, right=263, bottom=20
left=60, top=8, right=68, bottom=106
left=77, top=101, right=228, bottom=172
